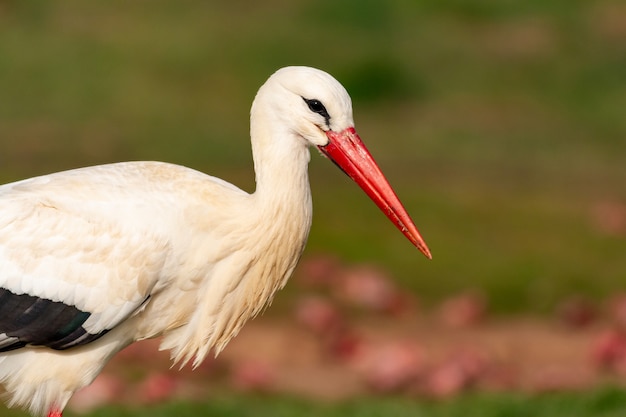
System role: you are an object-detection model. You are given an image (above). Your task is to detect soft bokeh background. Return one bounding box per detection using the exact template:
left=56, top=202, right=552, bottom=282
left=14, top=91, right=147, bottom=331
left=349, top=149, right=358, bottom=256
left=2, top=0, right=626, bottom=415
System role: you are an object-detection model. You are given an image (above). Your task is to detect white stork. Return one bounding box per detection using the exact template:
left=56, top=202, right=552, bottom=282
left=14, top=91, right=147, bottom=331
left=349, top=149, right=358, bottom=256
left=0, top=66, right=431, bottom=417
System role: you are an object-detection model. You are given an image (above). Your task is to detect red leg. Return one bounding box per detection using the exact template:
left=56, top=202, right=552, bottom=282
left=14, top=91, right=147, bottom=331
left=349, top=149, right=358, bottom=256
left=47, top=409, right=63, bottom=417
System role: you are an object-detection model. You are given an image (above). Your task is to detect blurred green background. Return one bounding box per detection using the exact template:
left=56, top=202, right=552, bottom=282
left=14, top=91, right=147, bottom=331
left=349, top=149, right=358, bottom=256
left=1, top=0, right=625, bottom=314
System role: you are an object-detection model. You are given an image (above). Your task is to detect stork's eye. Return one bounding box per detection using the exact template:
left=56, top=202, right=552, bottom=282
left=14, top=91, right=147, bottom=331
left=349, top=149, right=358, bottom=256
left=303, top=98, right=330, bottom=123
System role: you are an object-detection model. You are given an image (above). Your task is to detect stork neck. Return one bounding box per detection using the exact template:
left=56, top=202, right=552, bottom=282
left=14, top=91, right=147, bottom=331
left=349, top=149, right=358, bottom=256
left=245, top=112, right=314, bottom=305
left=250, top=117, right=312, bottom=209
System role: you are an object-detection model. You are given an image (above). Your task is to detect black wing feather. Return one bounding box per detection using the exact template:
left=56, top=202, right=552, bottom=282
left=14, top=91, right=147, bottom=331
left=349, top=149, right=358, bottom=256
left=0, top=287, right=108, bottom=351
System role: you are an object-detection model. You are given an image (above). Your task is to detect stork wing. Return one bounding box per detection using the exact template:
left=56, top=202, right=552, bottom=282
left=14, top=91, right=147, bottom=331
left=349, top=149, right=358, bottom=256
left=0, top=168, right=171, bottom=351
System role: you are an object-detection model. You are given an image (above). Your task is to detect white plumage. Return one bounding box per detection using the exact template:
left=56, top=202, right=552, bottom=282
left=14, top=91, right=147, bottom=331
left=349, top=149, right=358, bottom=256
left=0, top=66, right=430, bottom=417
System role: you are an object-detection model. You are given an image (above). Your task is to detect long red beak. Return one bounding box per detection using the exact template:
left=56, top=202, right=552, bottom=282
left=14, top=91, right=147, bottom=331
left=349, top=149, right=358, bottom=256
left=318, top=127, right=432, bottom=259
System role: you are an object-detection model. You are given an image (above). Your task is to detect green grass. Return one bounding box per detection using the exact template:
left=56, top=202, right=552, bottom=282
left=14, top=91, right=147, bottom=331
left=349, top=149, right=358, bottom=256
left=6, top=388, right=626, bottom=417
left=0, top=0, right=625, bottom=313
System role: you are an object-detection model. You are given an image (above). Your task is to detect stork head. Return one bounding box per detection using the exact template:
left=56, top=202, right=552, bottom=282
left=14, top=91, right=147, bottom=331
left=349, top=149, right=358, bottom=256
left=254, top=66, right=431, bottom=259
left=260, top=66, right=355, bottom=146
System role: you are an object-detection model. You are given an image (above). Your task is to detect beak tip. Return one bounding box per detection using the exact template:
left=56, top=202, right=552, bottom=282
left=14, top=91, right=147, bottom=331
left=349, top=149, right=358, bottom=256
left=419, top=245, right=433, bottom=260
left=410, top=230, right=432, bottom=260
